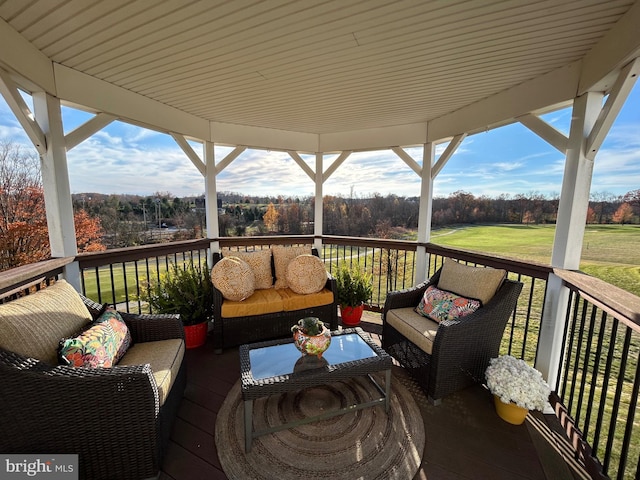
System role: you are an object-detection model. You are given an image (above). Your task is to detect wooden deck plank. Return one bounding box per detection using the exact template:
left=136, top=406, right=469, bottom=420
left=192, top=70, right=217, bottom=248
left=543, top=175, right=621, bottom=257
left=161, top=322, right=588, bottom=480
left=162, top=442, right=226, bottom=480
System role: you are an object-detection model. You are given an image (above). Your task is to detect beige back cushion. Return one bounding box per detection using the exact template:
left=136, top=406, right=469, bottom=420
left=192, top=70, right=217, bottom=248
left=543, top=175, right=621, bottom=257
left=224, top=249, right=273, bottom=289
left=0, top=280, right=92, bottom=364
left=437, top=258, right=506, bottom=305
left=271, top=245, right=312, bottom=289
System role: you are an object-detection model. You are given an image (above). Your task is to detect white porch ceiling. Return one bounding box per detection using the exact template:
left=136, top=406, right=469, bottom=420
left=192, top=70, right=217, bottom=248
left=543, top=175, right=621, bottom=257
left=0, top=0, right=639, bottom=148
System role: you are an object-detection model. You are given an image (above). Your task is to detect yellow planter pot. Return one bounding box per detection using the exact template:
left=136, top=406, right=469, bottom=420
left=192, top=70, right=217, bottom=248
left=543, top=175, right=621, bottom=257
left=493, top=395, right=529, bottom=425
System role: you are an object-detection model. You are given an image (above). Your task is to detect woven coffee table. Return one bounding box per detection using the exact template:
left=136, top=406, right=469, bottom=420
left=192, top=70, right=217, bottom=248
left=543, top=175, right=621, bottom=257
left=239, top=327, right=393, bottom=452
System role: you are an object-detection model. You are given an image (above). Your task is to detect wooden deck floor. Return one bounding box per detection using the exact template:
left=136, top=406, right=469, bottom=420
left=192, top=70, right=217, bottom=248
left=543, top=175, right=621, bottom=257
left=159, top=321, right=589, bottom=480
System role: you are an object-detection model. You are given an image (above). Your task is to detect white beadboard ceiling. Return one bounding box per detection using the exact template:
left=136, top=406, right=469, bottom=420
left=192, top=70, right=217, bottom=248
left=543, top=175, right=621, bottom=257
left=0, top=0, right=636, bottom=134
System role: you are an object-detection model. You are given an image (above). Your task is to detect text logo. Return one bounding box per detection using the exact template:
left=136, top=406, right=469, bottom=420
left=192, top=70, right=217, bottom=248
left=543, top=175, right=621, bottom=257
left=1, top=455, right=78, bottom=479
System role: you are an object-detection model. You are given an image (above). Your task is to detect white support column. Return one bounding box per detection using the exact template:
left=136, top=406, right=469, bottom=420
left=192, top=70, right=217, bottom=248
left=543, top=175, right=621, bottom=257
left=204, top=141, right=219, bottom=259
left=415, top=142, right=435, bottom=284
left=536, top=92, right=603, bottom=387
left=314, top=152, right=323, bottom=252
left=32, top=92, right=80, bottom=289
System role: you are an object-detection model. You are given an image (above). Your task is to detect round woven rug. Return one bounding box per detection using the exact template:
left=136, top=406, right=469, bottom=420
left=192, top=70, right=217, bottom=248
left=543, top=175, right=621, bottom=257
left=215, top=373, right=425, bottom=480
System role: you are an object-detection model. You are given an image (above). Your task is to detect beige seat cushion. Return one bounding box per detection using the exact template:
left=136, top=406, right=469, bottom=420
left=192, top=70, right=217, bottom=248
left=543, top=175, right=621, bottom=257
left=272, top=245, right=312, bottom=288
left=211, top=256, right=255, bottom=301
left=277, top=287, right=335, bottom=311
left=118, top=338, right=185, bottom=406
left=386, top=307, right=439, bottom=355
left=286, top=254, right=328, bottom=294
left=437, top=258, right=506, bottom=305
left=0, top=280, right=92, bottom=365
left=221, top=288, right=284, bottom=318
left=223, top=249, right=273, bottom=289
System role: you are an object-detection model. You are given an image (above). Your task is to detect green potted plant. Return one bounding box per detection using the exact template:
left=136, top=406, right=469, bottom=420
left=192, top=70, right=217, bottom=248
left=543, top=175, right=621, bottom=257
left=335, top=263, right=373, bottom=326
left=142, top=260, right=213, bottom=348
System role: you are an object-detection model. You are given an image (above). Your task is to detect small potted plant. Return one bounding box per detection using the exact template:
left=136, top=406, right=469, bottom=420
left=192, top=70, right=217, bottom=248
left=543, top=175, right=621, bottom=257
left=335, top=263, right=373, bottom=326
left=142, top=260, right=213, bottom=348
left=485, top=355, right=551, bottom=425
left=291, top=317, right=331, bottom=358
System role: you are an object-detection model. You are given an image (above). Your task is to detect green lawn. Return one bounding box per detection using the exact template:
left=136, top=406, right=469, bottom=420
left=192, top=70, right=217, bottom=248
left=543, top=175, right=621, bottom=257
left=431, top=224, right=640, bottom=296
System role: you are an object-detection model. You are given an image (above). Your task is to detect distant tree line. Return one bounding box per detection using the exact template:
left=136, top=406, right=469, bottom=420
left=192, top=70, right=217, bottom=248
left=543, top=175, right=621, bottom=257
left=2, top=137, right=638, bottom=271
left=217, top=189, right=639, bottom=239
left=72, top=188, right=640, bottom=243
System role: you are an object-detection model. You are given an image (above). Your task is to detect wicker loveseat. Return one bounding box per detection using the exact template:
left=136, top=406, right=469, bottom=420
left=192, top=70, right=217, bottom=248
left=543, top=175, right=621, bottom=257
left=211, top=246, right=338, bottom=350
left=382, top=259, right=523, bottom=404
left=0, top=280, right=186, bottom=480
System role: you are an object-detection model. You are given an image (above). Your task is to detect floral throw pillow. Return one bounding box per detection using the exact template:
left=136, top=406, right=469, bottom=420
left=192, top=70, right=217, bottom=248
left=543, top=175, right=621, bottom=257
left=415, top=286, right=481, bottom=323
left=59, top=308, right=132, bottom=367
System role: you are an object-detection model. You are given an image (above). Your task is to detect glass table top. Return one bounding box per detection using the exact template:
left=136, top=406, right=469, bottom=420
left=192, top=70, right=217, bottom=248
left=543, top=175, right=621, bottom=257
left=249, top=333, right=377, bottom=380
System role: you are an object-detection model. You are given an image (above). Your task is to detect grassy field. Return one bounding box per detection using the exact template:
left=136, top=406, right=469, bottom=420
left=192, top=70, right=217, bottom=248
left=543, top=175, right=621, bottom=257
left=430, top=224, right=640, bottom=296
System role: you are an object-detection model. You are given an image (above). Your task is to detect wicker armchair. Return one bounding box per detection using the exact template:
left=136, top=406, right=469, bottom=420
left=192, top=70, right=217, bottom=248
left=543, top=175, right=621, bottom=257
left=0, top=295, right=186, bottom=480
left=382, top=268, right=523, bottom=404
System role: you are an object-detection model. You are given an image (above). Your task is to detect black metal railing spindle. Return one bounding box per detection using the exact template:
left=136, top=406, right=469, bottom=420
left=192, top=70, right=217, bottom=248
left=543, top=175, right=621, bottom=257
left=603, top=328, right=632, bottom=474
left=617, top=353, right=640, bottom=480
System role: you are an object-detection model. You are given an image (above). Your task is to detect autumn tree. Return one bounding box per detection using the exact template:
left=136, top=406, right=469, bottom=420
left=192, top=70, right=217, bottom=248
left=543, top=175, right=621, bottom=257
left=612, top=203, right=634, bottom=225
left=0, top=140, right=105, bottom=271
left=263, top=202, right=279, bottom=232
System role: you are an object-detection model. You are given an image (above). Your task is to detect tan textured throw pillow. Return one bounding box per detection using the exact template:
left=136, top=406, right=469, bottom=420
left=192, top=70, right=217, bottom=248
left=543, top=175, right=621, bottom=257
left=286, top=254, right=328, bottom=294
left=437, top=258, right=506, bottom=305
left=224, top=249, right=273, bottom=289
left=271, top=245, right=312, bottom=289
left=211, top=256, right=255, bottom=301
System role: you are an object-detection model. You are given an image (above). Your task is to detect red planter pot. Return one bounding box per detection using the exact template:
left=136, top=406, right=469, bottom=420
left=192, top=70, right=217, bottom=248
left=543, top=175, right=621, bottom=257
left=183, top=322, right=208, bottom=349
left=341, top=304, right=365, bottom=326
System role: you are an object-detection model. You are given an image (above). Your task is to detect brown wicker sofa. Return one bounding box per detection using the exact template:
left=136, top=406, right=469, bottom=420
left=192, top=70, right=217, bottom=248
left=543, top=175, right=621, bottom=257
left=0, top=280, right=186, bottom=480
left=382, top=259, right=523, bottom=404
left=211, top=247, right=338, bottom=350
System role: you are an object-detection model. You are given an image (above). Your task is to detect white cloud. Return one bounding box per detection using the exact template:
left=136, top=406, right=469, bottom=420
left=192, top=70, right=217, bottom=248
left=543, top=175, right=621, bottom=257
left=1, top=84, right=638, bottom=199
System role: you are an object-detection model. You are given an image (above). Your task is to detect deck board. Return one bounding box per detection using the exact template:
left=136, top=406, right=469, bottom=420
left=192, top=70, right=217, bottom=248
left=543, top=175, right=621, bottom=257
left=161, top=321, right=588, bottom=479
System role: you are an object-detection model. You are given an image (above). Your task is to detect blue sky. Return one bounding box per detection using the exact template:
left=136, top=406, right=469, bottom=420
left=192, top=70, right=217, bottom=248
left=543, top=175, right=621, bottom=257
left=0, top=83, right=638, bottom=199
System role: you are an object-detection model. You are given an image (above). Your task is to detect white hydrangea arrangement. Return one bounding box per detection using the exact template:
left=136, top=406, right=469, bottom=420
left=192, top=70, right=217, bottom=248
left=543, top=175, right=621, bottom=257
left=485, top=355, right=551, bottom=411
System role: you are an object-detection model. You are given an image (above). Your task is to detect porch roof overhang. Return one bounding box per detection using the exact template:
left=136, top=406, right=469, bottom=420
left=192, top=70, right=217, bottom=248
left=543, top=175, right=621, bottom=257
left=0, top=0, right=639, bottom=153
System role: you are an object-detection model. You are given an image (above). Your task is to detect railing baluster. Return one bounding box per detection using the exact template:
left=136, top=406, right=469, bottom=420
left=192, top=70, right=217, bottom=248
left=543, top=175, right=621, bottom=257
left=603, top=328, right=632, bottom=474
left=575, top=304, right=598, bottom=426
left=95, top=266, right=102, bottom=303
left=617, top=349, right=640, bottom=480
left=584, top=311, right=607, bottom=438
left=134, top=260, right=142, bottom=313
left=561, top=293, right=580, bottom=403
left=109, top=264, right=116, bottom=307
left=567, top=299, right=588, bottom=414
left=122, top=262, right=130, bottom=313
left=594, top=317, right=618, bottom=457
